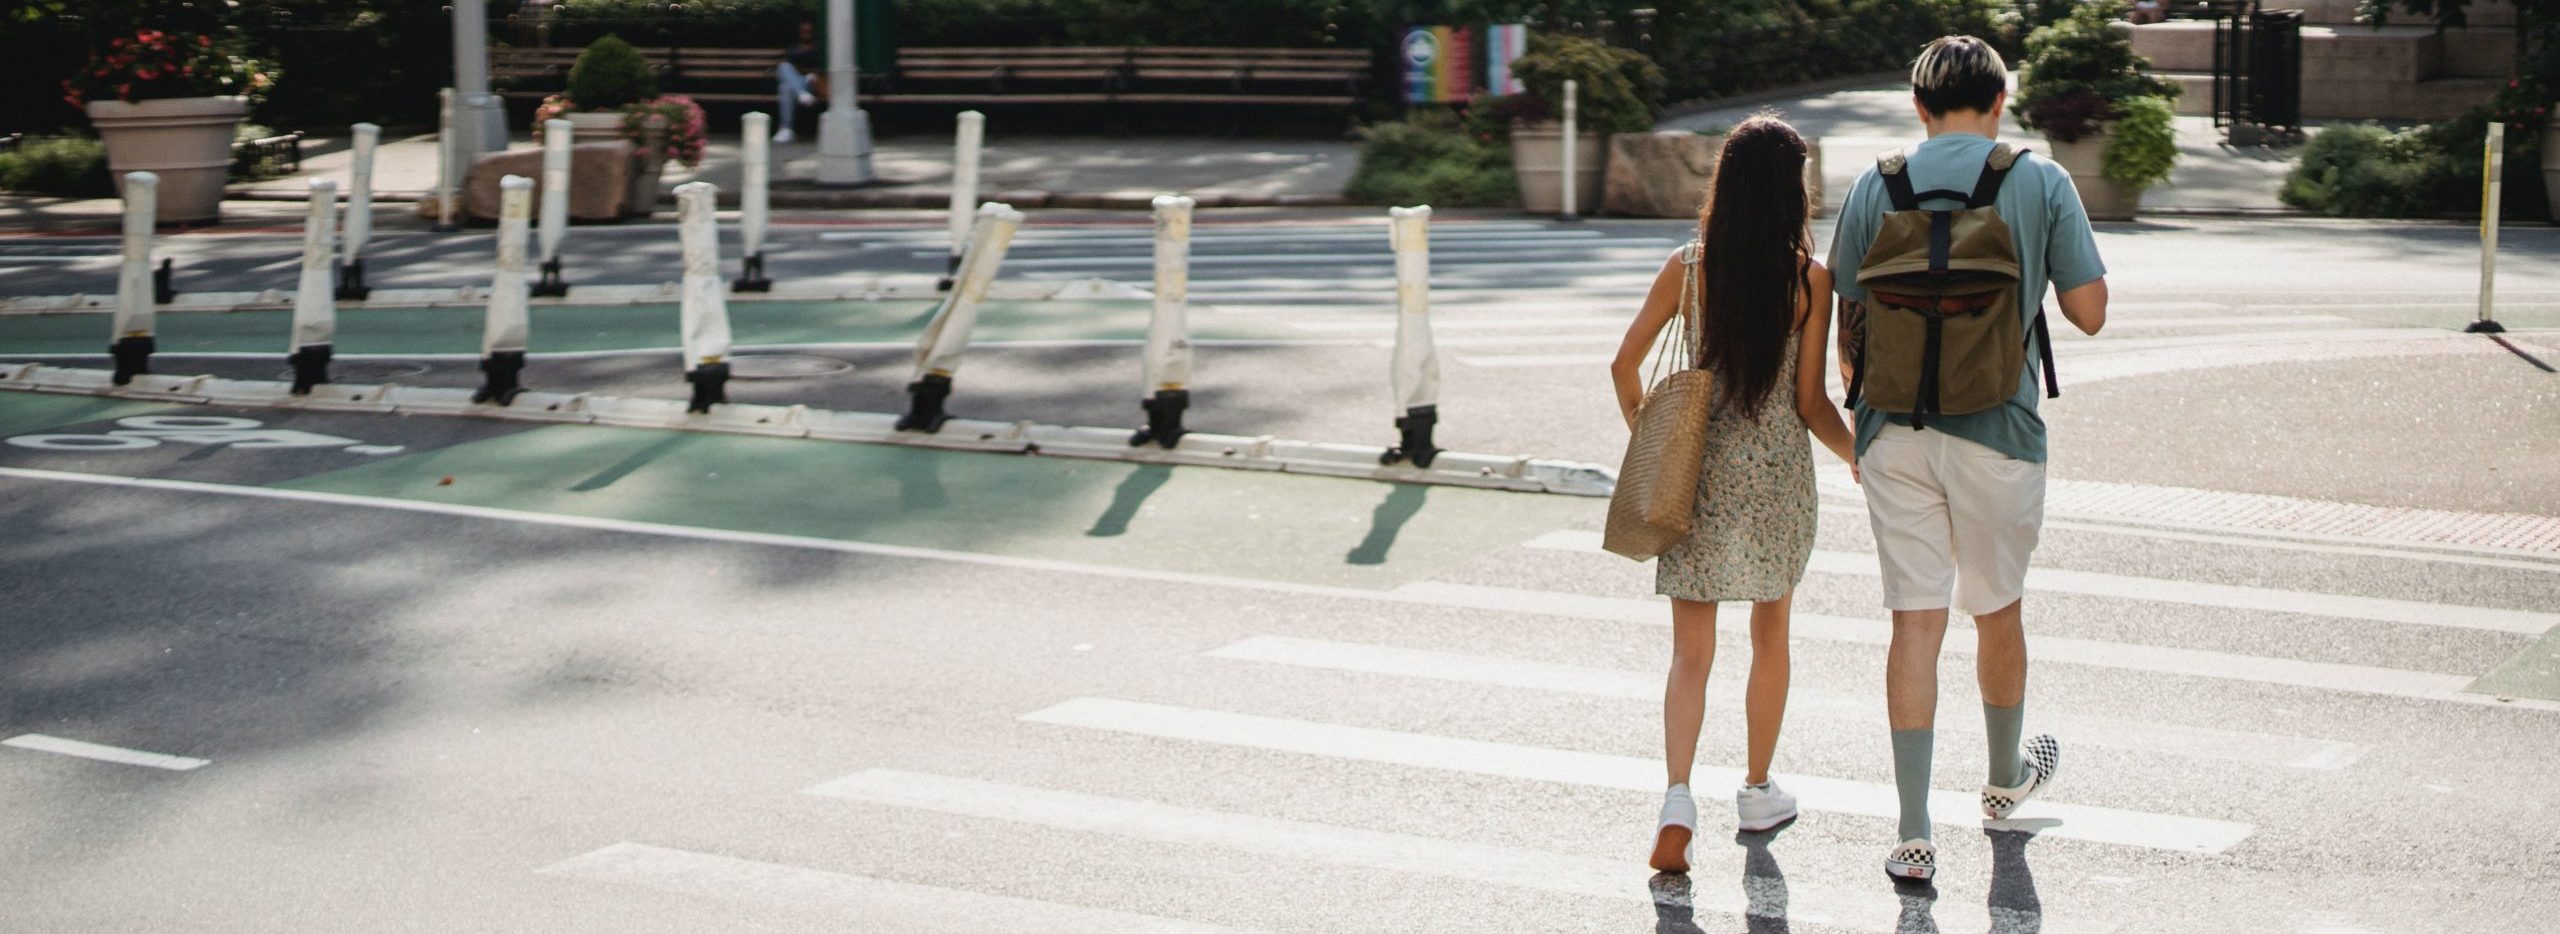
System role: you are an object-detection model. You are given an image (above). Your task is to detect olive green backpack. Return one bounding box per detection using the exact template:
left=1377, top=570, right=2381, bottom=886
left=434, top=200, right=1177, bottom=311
left=1846, top=143, right=2059, bottom=427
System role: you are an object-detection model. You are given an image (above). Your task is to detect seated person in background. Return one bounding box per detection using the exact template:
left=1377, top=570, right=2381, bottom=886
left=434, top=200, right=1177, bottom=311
left=2129, top=0, right=2168, bottom=24
left=774, top=20, right=823, bottom=142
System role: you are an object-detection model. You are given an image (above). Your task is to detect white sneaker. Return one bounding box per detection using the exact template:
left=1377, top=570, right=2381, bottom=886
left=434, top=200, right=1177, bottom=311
left=1736, top=780, right=1799, bottom=832
left=1650, top=784, right=1697, bottom=873
left=771, top=128, right=796, bottom=143
left=798, top=91, right=817, bottom=107
left=1981, top=734, right=2062, bottom=819
left=1885, top=837, right=1937, bottom=881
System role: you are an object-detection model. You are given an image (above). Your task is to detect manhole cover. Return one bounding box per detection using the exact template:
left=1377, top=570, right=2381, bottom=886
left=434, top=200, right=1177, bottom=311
left=728, top=353, right=854, bottom=379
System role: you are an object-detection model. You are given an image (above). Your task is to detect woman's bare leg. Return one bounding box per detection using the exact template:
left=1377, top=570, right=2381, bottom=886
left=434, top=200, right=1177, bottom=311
left=1664, top=597, right=1719, bottom=786
left=1743, top=592, right=1795, bottom=785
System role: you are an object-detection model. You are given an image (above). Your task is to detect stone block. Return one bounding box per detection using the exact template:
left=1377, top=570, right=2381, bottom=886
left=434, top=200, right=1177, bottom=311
left=462, top=142, right=635, bottom=223
left=2439, top=27, right=2518, bottom=77
left=1601, top=131, right=1823, bottom=219
left=2301, top=26, right=2441, bottom=83
left=2128, top=22, right=2220, bottom=74
left=2301, top=76, right=2502, bottom=121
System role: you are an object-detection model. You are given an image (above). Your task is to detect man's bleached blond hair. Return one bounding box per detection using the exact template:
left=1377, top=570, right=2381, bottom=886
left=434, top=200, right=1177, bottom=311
left=1911, top=36, right=2009, bottom=117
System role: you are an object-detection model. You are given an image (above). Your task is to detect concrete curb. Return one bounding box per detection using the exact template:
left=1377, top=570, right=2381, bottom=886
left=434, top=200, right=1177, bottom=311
left=0, top=362, right=1616, bottom=497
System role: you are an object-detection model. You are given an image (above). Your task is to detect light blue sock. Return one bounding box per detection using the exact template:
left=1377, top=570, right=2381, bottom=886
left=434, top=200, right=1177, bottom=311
left=1892, top=729, right=1934, bottom=841
left=1985, top=702, right=2025, bottom=787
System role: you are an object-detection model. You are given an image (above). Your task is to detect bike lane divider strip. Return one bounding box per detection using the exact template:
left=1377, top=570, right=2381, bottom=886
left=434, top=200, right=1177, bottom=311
left=538, top=842, right=1265, bottom=933
left=1018, top=697, right=2254, bottom=856
left=3, top=734, right=208, bottom=771
left=799, top=768, right=2075, bottom=934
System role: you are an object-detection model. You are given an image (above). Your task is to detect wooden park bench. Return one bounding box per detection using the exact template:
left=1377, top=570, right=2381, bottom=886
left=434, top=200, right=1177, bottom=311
left=492, top=45, right=797, bottom=105
left=876, top=46, right=1370, bottom=110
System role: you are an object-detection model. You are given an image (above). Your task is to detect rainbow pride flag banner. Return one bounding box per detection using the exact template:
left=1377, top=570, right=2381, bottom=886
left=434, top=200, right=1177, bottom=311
left=1484, top=24, right=1527, bottom=96
left=1401, top=26, right=1476, bottom=103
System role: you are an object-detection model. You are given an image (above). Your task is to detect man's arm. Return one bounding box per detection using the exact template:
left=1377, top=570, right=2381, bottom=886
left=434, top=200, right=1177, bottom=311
left=2056, top=277, right=2106, bottom=336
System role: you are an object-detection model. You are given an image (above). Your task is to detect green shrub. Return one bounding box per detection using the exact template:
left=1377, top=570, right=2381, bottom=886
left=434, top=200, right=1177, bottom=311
left=2101, top=94, right=2178, bottom=187
left=2013, top=0, right=2180, bottom=143
left=566, top=35, right=658, bottom=111
left=2280, top=118, right=2548, bottom=220
left=1344, top=113, right=1516, bottom=208
left=0, top=136, right=114, bottom=197
left=1509, top=34, right=1665, bottom=134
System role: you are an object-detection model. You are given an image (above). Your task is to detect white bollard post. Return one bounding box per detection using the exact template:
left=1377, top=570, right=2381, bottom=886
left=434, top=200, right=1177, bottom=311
left=108, top=171, right=159, bottom=386
left=1385, top=204, right=1441, bottom=467
left=900, top=200, right=1024, bottom=432
left=288, top=178, right=340, bottom=395
left=1559, top=78, right=1580, bottom=222
left=2473, top=122, right=2505, bottom=334
left=338, top=122, right=379, bottom=300
left=940, top=110, right=986, bottom=291
left=533, top=118, right=573, bottom=296
left=475, top=175, right=536, bottom=406
left=434, top=88, right=460, bottom=232
left=675, top=181, right=735, bottom=413
left=735, top=112, right=774, bottom=292
left=1132, top=194, right=1196, bottom=448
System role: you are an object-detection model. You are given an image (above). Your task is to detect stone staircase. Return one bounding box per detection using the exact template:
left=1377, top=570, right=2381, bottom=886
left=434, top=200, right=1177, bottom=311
left=2128, top=0, right=2516, bottom=121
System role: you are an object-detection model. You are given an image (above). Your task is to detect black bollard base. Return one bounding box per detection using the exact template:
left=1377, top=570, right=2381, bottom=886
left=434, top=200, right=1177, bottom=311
left=1129, top=388, right=1190, bottom=448
left=936, top=252, right=962, bottom=292
left=898, top=373, right=955, bottom=433
left=685, top=362, right=730, bottom=414
left=335, top=258, right=372, bottom=302
left=472, top=350, right=527, bottom=406
left=531, top=257, right=570, bottom=297
left=733, top=252, right=772, bottom=293
left=2467, top=319, right=2507, bottom=334
left=108, top=335, right=155, bottom=386
left=287, top=343, right=333, bottom=396
left=152, top=258, right=178, bottom=305
left=1381, top=404, right=1441, bottom=469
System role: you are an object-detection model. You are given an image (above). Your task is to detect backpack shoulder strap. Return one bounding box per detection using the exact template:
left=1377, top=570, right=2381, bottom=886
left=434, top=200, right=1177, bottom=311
left=1877, top=150, right=1921, bottom=212
left=1969, top=144, right=2029, bottom=208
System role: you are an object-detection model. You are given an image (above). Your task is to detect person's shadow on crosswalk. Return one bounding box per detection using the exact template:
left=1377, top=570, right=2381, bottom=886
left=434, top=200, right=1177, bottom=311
left=1650, top=819, right=1797, bottom=934
left=1893, top=819, right=2059, bottom=934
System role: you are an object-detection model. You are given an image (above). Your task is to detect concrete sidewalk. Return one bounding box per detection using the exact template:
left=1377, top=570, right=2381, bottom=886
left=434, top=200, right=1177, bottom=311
left=1663, top=80, right=2301, bottom=214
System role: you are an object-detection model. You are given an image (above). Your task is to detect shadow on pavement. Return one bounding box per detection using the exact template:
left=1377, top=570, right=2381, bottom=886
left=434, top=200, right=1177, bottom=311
left=1345, top=483, right=1427, bottom=565
left=1649, top=818, right=1796, bottom=934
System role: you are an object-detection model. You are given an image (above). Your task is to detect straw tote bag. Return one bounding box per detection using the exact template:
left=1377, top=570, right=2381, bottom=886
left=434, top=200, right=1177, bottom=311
left=1602, top=242, right=1714, bottom=561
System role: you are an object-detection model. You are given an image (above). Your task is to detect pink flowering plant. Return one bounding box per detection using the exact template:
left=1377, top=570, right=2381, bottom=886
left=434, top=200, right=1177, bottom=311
left=531, top=93, right=709, bottom=168
left=62, top=29, right=277, bottom=108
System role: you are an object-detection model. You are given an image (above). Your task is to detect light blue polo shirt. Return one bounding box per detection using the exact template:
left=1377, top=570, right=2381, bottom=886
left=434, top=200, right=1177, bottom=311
left=1826, top=132, right=2107, bottom=464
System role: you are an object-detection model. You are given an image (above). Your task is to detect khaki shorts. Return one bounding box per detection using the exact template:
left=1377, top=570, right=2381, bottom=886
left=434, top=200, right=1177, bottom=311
left=1860, top=427, right=2046, bottom=615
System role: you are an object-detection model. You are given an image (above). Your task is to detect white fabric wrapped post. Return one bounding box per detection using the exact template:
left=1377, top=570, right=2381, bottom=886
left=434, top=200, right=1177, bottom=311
left=337, top=122, right=379, bottom=300
left=1131, top=193, right=1195, bottom=447
left=2473, top=122, right=2505, bottom=334
left=675, top=181, right=735, bottom=413
left=900, top=201, right=1024, bottom=432
left=532, top=118, right=573, bottom=296
left=108, top=172, right=159, bottom=386
left=475, top=175, right=536, bottom=405
left=434, top=89, right=460, bottom=232
left=939, top=110, right=986, bottom=290
left=1384, top=204, right=1442, bottom=467
left=1560, top=79, right=1580, bottom=221
left=287, top=178, right=340, bottom=395
left=735, top=112, right=774, bottom=291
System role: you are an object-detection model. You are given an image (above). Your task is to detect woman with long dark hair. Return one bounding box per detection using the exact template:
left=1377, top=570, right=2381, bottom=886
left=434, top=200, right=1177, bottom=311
left=1608, top=114, right=1858, bottom=872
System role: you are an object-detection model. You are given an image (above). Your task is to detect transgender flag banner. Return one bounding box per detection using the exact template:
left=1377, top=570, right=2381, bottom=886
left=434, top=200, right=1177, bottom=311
left=1484, top=24, right=1528, bottom=96
left=1401, top=26, right=1476, bottom=103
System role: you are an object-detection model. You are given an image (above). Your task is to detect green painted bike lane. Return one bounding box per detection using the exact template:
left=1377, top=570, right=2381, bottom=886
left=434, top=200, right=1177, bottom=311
left=0, top=299, right=1300, bottom=356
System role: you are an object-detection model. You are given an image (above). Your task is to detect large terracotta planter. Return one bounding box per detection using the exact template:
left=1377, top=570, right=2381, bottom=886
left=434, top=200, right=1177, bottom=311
left=2045, top=127, right=2142, bottom=221
left=1512, top=121, right=1604, bottom=215
left=1601, top=131, right=1827, bottom=219
left=2542, top=120, right=2559, bottom=223
left=86, top=96, right=247, bottom=224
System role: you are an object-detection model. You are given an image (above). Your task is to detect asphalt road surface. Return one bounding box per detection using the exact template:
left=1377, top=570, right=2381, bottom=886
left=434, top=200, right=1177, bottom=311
left=4, top=212, right=2558, bottom=933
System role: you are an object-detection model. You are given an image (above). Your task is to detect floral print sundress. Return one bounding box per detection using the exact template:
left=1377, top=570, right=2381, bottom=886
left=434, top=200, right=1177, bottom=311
left=1653, top=242, right=1818, bottom=603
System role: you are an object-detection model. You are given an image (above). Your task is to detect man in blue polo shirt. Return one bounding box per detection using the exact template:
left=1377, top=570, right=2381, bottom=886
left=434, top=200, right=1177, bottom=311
left=1826, top=35, right=2111, bottom=883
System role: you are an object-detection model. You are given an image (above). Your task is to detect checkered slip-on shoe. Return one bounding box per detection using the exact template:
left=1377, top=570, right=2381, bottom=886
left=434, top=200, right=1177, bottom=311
left=1982, top=734, right=2063, bottom=819
left=1885, top=837, right=1937, bottom=881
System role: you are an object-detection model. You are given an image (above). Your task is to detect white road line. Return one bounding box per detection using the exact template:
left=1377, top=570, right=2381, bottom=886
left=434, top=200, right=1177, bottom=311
left=1455, top=352, right=1619, bottom=368
left=1521, top=532, right=2555, bottom=636
left=8, top=467, right=2547, bottom=714
left=803, top=769, right=2107, bottom=934
left=1020, top=698, right=2255, bottom=855
left=1205, top=635, right=2369, bottom=771
left=1373, top=333, right=1622, bottom=349
left=540, top=842, right=1260, bottom=933
left=2, top=733, right=208, bottom=771
left=2091, top=314, right=2353, bottom=330
left=1389, top=581, right=2534, bottom=708
left=1288, top=315, right=1632, bottom=333
left=999, top=251, right=1670, bottom=269
left=898, top=230, right=1652, bottom=250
